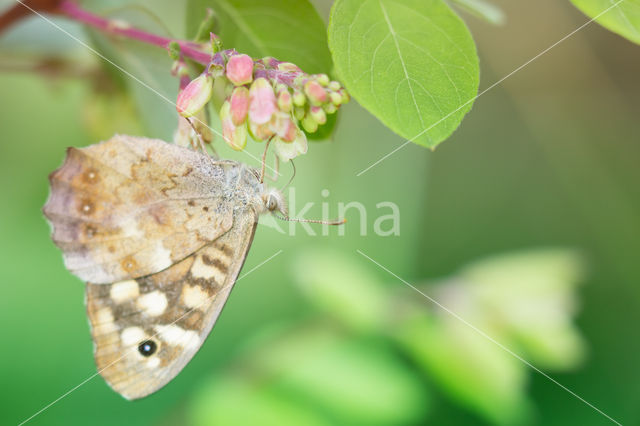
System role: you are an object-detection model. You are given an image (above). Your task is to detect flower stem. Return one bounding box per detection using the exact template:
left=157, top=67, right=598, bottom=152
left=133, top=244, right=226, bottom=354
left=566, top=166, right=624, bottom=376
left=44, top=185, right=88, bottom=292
left=57, top=0, right=211, bottom=65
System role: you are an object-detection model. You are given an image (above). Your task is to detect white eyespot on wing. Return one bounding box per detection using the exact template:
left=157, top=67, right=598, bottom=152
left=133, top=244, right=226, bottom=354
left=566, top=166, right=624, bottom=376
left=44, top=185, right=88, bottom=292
left=146, top=357, right=161, bottom=369
left=181, top=285, right=209, bottom=310
left=154, top=324, right=200, bottom=351
left=121, top=327, right=146, bottom=347
left=191, top=255, right=225, bottom=283
left=94, top=307, right=118, bottom=334
left=120, top=216, right=144, bottom=239
left=136, top=291, right=168, bottom=317
left=110, top=280, right=139, bottom=303
left=151, top=242, right=173, bottom=272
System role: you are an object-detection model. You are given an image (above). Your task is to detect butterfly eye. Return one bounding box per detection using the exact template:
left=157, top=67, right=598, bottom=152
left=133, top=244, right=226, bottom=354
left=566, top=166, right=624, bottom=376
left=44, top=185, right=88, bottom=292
left=138, top=340, right=157, bottom=357
left=266, top=196, right=277, bottom=211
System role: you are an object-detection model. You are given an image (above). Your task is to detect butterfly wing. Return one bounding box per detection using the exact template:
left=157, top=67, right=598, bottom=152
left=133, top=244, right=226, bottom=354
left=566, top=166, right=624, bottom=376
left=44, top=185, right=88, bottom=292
left=44, top=135, right=242, bottom=284
left=85, top=209, right=258, bottom=399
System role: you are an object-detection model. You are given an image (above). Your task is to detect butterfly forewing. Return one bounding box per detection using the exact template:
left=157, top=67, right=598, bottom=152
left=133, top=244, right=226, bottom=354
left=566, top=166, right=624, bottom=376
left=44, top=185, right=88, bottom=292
left=86, top=211, right=257, bottom=400
left=44, top=136, right=238, bottom=284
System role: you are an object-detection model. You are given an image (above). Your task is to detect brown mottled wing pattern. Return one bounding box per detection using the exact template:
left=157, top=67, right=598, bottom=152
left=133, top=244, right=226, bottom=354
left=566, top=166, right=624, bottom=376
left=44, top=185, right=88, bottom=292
left=86, top=210, right=257, bottom=400
left=44, top=135, right=236, bottom=284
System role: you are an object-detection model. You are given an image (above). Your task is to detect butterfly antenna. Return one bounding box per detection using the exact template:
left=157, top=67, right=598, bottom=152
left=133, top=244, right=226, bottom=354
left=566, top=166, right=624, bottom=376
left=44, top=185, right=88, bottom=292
left=280, top=159, right=297, bottom=191
left=274, top=213, right=346, bottom=226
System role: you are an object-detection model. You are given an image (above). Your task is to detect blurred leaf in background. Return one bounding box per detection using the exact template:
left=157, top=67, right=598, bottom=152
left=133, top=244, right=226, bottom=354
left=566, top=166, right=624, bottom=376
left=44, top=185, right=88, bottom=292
left=395, top=249, right=586, bottom=425
left=448, top=0, right=506, bottom=25
left=184, top=248, right=587, bottom=425
left=569, top=0, right=640, bottom=45
left=188, top=324, right=428, bottom=425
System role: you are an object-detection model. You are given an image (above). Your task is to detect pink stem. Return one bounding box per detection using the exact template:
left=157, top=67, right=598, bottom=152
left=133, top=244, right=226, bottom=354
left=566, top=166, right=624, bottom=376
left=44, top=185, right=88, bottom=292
left=58, top=0, right=211, bottom=65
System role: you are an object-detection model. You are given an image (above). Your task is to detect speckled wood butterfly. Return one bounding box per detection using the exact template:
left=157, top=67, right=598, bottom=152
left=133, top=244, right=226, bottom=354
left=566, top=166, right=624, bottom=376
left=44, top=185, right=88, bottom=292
left=43, top=135, right=289, bottom=399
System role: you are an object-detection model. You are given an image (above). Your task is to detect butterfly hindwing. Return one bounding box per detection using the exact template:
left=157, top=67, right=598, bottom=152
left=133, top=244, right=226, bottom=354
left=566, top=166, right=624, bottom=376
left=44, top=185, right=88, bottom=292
left=86, top=211, right=257, bottom=400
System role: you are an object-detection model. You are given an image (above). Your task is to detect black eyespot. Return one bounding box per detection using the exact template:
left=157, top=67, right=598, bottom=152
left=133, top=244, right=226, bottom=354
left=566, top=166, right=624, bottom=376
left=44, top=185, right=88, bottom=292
left=138, top=340, right=157, bottom=357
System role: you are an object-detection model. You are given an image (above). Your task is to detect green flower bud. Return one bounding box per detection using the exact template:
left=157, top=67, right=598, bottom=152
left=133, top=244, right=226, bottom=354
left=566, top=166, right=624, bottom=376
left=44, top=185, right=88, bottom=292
left=338, top=89, right=350, bottom=104
left=293, top=90, right=306, bottom=107
left=277, top=62, right=301, bottom=72
left=168, top=41, right=181, bottom=61
left=302, top=114, right=318, bottom=133
left=323, top=103, right=337, bottom=114
left=294, top=106, right=305, bottom=121
left=316, top=73, right=330, bottom=86
left=328, top=81, right=341, bottom=91
left=329, top=91, right=343, bottom=106
left=310, top=106, right=326, bottom=125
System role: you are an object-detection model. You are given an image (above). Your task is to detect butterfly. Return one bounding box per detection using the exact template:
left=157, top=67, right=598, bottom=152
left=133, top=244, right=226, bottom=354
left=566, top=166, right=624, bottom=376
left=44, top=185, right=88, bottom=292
left=43, top=134, right=288, bottom=399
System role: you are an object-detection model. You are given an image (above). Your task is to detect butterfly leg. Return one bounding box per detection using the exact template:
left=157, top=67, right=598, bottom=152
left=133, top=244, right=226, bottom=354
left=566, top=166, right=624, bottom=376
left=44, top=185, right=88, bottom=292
left=259, top=136, right=274, bottom=183
left=186, top=117, right=217, bottom=162
left=263, top=154, right=279, bottom=183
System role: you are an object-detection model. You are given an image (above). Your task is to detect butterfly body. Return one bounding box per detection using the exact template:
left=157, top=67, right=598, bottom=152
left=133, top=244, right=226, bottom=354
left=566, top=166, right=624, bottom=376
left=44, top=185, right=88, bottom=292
left=44, top=135, right=278, bottom=399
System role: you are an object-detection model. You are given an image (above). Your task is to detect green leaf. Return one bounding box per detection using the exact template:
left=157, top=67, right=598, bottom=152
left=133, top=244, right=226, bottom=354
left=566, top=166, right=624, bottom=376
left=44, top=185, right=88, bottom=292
left=291, top=248, right=389, bottom=331
left=84, top=28, right=179, bottom=141
left=190, top=376, right=332, bottom=426
left=395, top=310, right=532, bottom=425
left=191, top=325, right=428, bottom=426
left=460, top=249, right=587, bottom=369
left=186, top=0, right=333, bottom=73
left=569, top=0, right=640, bottom=45
left=448, top=0, right=505, bottom=25
left=275, top=339, right=428, bottom=425
left=328, top=0, right=479, bottom=148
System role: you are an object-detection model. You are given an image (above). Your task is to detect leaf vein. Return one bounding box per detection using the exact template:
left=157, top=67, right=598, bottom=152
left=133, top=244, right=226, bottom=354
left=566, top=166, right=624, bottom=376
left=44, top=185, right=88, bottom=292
left=379, top=0, right=425, bottom=129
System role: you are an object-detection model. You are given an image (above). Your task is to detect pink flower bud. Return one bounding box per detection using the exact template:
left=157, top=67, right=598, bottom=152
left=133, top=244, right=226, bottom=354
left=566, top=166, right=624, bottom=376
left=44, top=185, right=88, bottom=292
left=310, top=106, right=326, bottom=125
left=273, top=130, right=308, bottom=161
left=249, top=120, right=275, bottom=141
left=249, top=78, right=277, bottom=124
left=176, top=73, right=213, bottom=118
left=277, top=90, right=292, bottom=113
left=220, top=100, right=247, bottom=151
left=272, top=112, right=297, bottom=142
left=304, top=80, right=327, bottom=105
left=226, top=54, right=254, bottom=86
left=229, top=86, right=250, bottom=126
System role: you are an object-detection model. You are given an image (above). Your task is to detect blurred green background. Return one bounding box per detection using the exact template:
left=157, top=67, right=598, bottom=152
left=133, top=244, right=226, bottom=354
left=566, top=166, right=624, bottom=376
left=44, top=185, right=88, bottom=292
left=1, top=0, right=639, bottom=425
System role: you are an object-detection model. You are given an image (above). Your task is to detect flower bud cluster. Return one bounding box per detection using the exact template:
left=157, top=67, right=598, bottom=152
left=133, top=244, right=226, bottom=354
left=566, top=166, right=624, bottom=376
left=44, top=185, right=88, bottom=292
left=176, top=49, right=349, bottom=160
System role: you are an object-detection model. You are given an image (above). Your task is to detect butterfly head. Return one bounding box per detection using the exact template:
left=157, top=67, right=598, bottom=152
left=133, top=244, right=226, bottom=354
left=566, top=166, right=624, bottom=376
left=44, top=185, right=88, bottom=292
left=262, top=187, right=288, bottom=216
